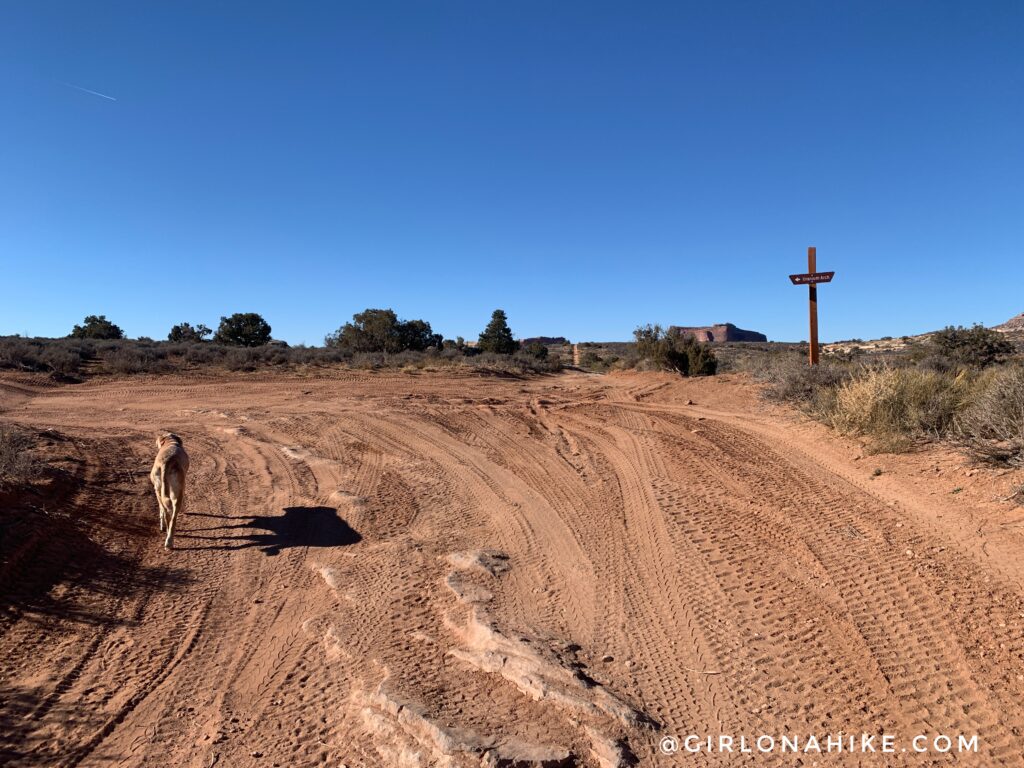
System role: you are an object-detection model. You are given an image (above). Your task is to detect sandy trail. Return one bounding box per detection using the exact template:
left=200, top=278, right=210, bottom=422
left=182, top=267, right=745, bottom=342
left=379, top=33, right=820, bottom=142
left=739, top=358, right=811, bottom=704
left=2, top=370, right=1024, bottom=766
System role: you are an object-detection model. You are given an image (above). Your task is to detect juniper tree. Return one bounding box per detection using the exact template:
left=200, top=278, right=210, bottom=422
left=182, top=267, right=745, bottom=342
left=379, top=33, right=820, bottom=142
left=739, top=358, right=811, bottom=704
left=69, top=315, right=124, bottom=340
left=214, top=313, right=272, bottom=347
left=478, top=310, right=518, bottom=354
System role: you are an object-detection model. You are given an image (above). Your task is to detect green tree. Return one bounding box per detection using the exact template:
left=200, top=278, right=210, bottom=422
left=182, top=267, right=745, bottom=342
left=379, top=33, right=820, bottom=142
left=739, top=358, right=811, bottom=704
left=214, top=313, right=272, bottom=347
left=69, top=315, right=124, bottom=340
left=168, top=322, right=212, bottom=343
left=394, top=318, right=442, bottom=352
left=634, top=324, right=668, bottom=363
left=325, top=309, right=440, bottom=353
left=478, top=309, right=518, bottom=354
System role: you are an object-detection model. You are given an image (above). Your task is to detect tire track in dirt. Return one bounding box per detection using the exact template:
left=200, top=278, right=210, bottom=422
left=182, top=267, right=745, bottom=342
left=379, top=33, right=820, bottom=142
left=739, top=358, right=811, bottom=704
left=610, top=397, right=1023, bottom=763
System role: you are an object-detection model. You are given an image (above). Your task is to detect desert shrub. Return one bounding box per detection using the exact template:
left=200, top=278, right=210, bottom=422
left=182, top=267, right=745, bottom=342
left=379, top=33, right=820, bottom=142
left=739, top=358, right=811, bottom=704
left=726, top=340, right=1022, bottom=458
left=183, top=343, right=222, bottom=365
left=214, top=313, right=272, bottom=347
left=956, top=364, right=1024, bottom=466
left=478, top=310, right=519, bottom=354
left=634, top=325, right=669, bottom=365
left=224, top=348, right=259, bottom=371
left=69, top=315, right=124, bottom=340
left=580, top=351, right=628, bottom=372
left=105, top=345, right=168, bottom=374
left=830, top=367, right=969, bottom=451
left=0, top=338, right=48, bottom=371
left=0, top=335, right=563, bottom=376
left=682, top=335, right=718, bottom=376
left=0, top=339, right=32, bottom=368
left=926, top=324, right=1013, bottom=369
left=756, top=354, right=850, bottom=412
left=46, top=340, right=92, bottom=374
left=353, top=352, right=389, bottom=369
left=393, top=349, right=453, bottom=370
left=319, top=346, right=352, bottom=364
left=633, top=325, right=717, bottom=375
left=0, top=423, right=35, bottom=486
left=522, top=342, right=549, bottom=360
left=287, top=345, right=350, bottom=366
left=240, top=345, right=288, bottom=366
left=168, top=322, right=212, bottom=342
left=541, top=353, right=563, bottom=372
left=390, top=350, right=426, bottom=369
left=916, top=354, right=956, bottom=374
left=613, top=354, right=640, bottom=370
left=0, top=337, right=90, bottom=374
left=468, top=350, right=560, bottom=374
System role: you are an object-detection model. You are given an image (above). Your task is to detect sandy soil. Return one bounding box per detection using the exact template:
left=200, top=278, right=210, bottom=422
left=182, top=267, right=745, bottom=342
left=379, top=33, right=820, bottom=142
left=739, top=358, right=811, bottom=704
left=2, top=369, right=1024, bottom=767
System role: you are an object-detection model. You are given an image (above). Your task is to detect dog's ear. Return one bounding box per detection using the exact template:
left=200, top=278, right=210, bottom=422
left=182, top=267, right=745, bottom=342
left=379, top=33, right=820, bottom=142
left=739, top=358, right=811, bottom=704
left=155, top=432, right=167, bottom=449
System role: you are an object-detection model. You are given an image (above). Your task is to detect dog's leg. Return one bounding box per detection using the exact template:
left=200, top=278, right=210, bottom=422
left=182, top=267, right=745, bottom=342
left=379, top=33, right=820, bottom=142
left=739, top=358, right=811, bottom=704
left=153, top=476, right=167, bottom=531
left=165, top=489, right=183, bottom=549
left=165, top=499, right=175, bottom=549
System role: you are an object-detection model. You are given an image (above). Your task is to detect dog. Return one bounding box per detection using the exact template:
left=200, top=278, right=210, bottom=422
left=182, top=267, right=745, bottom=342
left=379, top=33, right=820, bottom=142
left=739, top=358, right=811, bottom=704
left=150, top=433, right=190, bottom=549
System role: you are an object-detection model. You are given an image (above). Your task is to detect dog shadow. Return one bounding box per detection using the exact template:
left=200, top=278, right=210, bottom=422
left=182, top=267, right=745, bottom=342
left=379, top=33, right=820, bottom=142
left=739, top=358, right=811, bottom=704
left=177, top=506, right=360, bottom=555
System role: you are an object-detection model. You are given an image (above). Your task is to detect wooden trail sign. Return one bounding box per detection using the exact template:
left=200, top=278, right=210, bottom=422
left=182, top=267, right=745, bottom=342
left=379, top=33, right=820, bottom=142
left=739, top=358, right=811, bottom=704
left=790, top=247, right=834, bottom=366
left=789, top=271, right=835, bottom=285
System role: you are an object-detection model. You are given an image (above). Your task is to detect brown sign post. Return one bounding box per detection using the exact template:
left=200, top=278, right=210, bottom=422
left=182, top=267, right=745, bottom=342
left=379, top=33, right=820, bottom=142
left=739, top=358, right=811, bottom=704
left=789, top=247, right=835, bottom=366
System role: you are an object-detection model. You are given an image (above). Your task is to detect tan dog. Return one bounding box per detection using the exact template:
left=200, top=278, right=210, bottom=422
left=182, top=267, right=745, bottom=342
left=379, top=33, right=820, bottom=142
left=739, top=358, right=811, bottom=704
left=150, top=433, right=190, bottom=549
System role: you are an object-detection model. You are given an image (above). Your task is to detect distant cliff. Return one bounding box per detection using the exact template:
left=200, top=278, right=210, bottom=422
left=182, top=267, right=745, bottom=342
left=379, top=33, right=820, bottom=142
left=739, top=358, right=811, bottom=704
left=668, top=323, right=767, bottom=343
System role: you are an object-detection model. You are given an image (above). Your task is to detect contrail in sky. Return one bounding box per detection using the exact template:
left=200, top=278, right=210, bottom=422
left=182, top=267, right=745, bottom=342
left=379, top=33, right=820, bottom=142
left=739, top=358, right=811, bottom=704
left=61, top=81, right=117, bottom=101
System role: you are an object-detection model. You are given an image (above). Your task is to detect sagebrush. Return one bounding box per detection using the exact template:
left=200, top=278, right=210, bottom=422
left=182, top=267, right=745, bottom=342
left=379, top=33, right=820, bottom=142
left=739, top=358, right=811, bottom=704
left=0, top=424, right=35, bottom=486
left=956, top=364, right=1024, bottom=466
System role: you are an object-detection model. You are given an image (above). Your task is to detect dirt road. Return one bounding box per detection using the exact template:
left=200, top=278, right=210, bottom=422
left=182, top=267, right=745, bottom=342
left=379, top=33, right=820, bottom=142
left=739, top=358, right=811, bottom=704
left=2, top=370, right=1024, bottom=766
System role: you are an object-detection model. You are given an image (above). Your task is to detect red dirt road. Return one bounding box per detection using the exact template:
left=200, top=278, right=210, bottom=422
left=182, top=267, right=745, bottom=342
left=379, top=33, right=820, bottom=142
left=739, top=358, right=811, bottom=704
left=2, top=370, right=1024, bottom=766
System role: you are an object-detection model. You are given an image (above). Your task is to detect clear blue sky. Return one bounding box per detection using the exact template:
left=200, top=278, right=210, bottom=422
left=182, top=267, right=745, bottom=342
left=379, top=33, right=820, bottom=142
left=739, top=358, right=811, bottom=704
left=2, top=1, right=1021, bottom=344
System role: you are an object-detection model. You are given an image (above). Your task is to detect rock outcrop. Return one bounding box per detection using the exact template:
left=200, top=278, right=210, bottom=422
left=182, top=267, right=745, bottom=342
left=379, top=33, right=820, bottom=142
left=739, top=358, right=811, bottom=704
left=994, top=313, right=1024, bottom=332
left=668, top=323, right=767, bottom=343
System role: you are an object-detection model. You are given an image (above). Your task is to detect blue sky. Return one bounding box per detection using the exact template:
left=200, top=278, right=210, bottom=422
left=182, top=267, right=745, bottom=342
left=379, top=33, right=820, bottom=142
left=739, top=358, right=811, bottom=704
left=1, top=1, right=1021, bottom=344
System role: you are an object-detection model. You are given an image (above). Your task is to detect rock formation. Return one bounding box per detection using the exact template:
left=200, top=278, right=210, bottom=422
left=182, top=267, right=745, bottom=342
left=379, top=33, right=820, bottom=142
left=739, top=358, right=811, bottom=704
left=994, top=313, right=1024, bottom=332
left=668, top=323, right=767, bottom=343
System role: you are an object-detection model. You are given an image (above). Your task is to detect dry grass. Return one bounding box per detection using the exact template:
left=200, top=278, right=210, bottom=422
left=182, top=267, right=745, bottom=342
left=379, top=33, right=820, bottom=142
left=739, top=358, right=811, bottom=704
left=829, top=367, right=969, bottom=452
left=0, top=424, right=36, bottom=486
left=956, top=364, right=1024, bottom=466
left=745, top=351, right=850, bottom=413
left=731, top=347, right=1014, bottom=457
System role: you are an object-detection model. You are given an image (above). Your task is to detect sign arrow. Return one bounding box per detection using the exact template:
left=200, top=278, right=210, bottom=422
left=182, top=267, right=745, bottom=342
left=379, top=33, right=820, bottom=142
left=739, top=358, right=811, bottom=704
left=789, top=271, right=835, bottom=285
